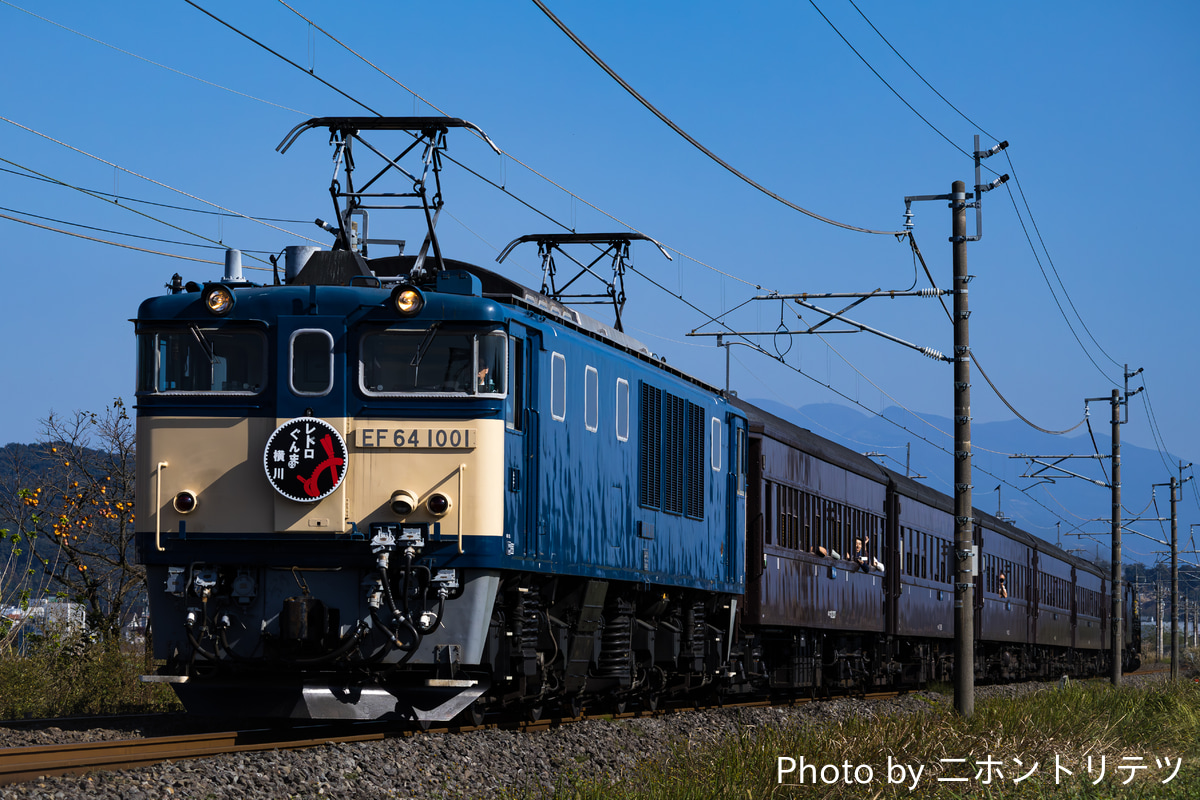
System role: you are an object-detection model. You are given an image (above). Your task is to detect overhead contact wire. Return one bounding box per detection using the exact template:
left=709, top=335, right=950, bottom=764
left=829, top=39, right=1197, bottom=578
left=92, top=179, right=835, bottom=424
left=0, top=163, right=311, bottom=224
left=0, top=204, right=274, bottom=255
left=0, top=115, right=321, bottom=246
left=0, top=155, right=277, bottom=266
left=0, top=212, right=221, bottom=264
left=1004, top=151, right=1122, bottom=372
left=844, top=0, right=999, bottom=142
left=0, top=0, right=309, bottom=115
left=531, top=0, right=903, bottom=236
left=181, top=0, right=381, bottom=116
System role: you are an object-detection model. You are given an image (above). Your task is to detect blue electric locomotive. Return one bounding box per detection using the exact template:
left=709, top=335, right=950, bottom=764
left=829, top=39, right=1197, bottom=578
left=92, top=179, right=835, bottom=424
left=135, top=118, right=747, bottom=722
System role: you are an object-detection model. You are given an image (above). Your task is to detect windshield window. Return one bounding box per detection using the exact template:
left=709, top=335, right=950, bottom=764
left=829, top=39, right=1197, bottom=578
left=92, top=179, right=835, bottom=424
left=361, top=329, right=506, bottom=396
left=137, top=328, right=266, bottom=394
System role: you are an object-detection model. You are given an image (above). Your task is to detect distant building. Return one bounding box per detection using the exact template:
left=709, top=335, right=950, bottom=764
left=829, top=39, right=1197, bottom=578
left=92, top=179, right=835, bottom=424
left=1, top=600, right=87, bottom=651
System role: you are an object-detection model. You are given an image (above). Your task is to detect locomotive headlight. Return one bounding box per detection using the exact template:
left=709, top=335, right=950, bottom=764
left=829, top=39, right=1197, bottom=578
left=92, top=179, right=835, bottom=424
left=173, top=490, right=198, bottom=514
left=202, top=284, right=235, bottom=316
left=390, top=285, right=425, bottom=316
left=427, top=492, right=452, bottom=516
left=390, top=490, right=418, bottom=516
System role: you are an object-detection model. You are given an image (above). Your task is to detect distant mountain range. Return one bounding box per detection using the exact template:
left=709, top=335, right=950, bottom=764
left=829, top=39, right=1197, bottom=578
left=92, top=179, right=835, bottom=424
left=742, top=398, right=1196, bottom=568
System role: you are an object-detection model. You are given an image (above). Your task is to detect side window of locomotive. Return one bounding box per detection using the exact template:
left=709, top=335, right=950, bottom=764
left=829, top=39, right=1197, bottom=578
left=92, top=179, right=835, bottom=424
left=584, top=366, right=599, bottom=432
left=710, top=417, right=722, bottom=471
left=476, top=332, right=507, bottom=395
left=550, top=351, right=566, bottom=421
left=138, top=328, right=265, bottom=394
left=615, top=378, right=629, bottom=441
left=290, top=329, right=333, bottom=396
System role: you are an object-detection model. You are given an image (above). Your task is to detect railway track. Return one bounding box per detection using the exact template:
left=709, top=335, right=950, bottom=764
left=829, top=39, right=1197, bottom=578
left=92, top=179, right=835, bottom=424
left=0, top=697, right=765, bottom=786
left=0, top=723, right=403, bottom=786
left=0, top=672, right=1175, bottom=787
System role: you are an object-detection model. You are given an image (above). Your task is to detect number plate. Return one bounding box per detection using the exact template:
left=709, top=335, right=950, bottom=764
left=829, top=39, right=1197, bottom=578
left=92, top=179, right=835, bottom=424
left=356, top=427, right=477, bottom=449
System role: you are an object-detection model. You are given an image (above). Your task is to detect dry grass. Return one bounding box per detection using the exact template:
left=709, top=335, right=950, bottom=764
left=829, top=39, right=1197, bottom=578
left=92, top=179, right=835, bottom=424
left=513, top=676, right=1200, bottom=800
left=0, top=634, right=181, bottom=719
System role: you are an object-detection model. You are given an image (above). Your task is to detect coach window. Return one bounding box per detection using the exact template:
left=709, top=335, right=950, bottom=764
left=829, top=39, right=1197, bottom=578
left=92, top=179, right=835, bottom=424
left=138, top=327, right=266, bottom=395
left=584, top=366, right=599, bottom=432
left=615, top=378, right=629, bottom=441
left=290, top=329, right=333, bottom=396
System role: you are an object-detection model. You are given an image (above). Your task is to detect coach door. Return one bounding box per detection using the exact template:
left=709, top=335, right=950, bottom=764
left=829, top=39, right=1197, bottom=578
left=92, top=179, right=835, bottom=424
left=1030, top=550, right=1041, bottom=643
left=505, top=324, right=544, bottom=561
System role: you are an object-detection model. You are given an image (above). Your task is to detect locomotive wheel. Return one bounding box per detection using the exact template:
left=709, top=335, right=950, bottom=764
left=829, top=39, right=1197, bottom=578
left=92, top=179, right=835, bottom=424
left=457, top=700, right=486, bottom=727
left=562, top=695, right=583, bottom=719
left=525, top=703, right=544, bottom=723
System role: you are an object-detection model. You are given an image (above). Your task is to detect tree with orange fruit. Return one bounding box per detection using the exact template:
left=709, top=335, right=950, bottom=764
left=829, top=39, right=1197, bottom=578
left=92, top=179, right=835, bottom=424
left=0, top=400, right=141, bottom=641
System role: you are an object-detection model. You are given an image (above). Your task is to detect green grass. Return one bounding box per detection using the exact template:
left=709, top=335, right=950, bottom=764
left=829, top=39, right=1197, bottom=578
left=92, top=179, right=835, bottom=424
left=497, top=674, right=1200, bottom=800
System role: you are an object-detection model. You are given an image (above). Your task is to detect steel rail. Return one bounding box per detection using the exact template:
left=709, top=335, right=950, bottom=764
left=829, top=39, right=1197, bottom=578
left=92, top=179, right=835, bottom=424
left=0, top=726, right=396, bottom=786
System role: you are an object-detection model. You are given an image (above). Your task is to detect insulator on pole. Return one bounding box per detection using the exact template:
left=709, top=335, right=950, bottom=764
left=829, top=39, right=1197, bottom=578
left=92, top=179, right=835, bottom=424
left=920, top=347, right=945, bottom=361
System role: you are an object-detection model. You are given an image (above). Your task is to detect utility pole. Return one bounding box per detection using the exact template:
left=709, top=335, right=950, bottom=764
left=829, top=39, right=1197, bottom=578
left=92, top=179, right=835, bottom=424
left=1156, top=576, right=1163, bottom=661
left=1111, top=388, right=1122, bottom=686
left=1170, top=477, right=1179, bottom=680
left=952, top=180, right=974, bottom=718
left=1085, top=368, right=1140, bottom=686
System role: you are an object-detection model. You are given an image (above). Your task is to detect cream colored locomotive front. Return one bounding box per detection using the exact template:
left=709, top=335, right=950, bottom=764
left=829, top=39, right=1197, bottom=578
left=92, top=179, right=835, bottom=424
left=139, top=413, right=504, bottom=669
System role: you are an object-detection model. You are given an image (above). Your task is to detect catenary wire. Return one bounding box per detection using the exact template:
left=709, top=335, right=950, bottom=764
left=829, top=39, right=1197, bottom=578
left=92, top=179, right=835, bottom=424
left=0, top=204, right=277, bottom=255
left=1001, top=180, right=1118, bottom=386
left=0, top=155, right=277, bottom=266
left=0, top=115, right=322, bottom=247
left=181, top=0, right=381, bottom=116
left=0, top=164, right=312, bottom=224
left=807, top=0, right=974, bottom=162
left=844, top=0, right=999, bottom=142
left=0, top=0, right=309, bottom=115
left=0, top=113, right=324, bottom=247
left=1004, top=151, right=1123, bottom=371
left=0, top=211, right=221, bottom=265
left=531, top=0, right=904, bottom=236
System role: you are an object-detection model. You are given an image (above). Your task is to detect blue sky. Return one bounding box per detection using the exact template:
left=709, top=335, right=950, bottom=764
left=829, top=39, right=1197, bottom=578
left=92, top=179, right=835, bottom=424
left=2, top=1, right=1198, bottom=562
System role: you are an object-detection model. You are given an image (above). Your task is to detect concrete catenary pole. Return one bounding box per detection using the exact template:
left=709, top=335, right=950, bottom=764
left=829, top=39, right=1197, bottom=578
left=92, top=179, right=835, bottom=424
left=1156, top=577, right=1163, bottom=661
left=1110, top=389, right=1122, bottom=686
left=1170, top=477, right=1179, bottom=681
left=952, top=180, right=974, bottom=717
